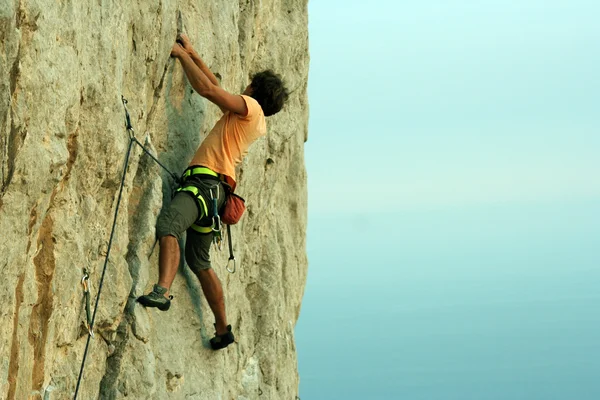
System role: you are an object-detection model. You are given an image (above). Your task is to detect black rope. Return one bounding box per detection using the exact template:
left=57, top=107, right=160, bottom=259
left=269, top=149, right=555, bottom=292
left=122, top=95, right=181, bottom=185
left=74, top=97, right=180, bottom=398
left=131, top=137, right=181, bottom=184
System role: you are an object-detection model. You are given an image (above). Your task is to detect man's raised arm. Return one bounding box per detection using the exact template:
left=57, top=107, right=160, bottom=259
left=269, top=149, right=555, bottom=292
left=178, top=34, right=221, bottom=88
left=172, top=40, right=247, bottom=116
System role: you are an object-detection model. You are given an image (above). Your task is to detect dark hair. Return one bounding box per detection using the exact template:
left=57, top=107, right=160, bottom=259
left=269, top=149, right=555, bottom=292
left=249, top=70, right=289, bottom=116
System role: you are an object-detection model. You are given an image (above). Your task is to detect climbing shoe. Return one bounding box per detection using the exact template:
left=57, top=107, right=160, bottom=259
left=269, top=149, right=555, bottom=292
left=137, top=284, right=172, bottom=311
left=210, top=324, right=235, bottom=350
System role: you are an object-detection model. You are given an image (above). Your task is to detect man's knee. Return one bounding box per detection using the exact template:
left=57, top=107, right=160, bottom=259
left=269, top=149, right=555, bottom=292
left=185, top=230, right=213, bottom=274
left=187, top=259, right=212, bottom=275
left=156, top=212, right=178, bottom=239
left=159, top=234, right=178, bottom=245
left=194, top=266, right=213, bottom=275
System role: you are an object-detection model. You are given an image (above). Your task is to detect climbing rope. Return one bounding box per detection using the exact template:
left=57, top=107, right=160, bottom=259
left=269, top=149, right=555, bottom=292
left=73, top=124, right=133, bottom=399
left=122, top=98, right=182, bottom=184
left=74, top=96, right=179, bottom=399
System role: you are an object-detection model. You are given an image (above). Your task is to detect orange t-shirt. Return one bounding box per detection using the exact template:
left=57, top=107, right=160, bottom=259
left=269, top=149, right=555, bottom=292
left=190, top=95, right=267, bottom=186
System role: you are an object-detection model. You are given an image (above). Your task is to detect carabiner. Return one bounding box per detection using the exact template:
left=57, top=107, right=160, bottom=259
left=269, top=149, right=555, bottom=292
left=81, top=269, right=90, bottom=293
left=226, top=257, right=236, bottom=274
left=212, top=214, right=222, bottom=233
left=210, top=187, right=221, bottom=233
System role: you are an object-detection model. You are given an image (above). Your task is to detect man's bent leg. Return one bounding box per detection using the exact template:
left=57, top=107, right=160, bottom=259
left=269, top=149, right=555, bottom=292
left=138, top=193, right=199, bottom=311
left=157, top=235, right=180, bottom=294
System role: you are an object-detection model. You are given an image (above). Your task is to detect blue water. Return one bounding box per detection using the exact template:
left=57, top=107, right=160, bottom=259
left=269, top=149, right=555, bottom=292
left=296, top=199, right=600, bottom=399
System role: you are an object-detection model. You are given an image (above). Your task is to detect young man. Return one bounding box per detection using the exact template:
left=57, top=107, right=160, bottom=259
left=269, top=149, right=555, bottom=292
left=138, top=35, right=288, bottom=350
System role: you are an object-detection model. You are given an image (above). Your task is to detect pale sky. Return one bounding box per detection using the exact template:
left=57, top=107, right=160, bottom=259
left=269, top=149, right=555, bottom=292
left=305, top=0, right=600, bottom=213
left=297, top=1, right=600, bottom=399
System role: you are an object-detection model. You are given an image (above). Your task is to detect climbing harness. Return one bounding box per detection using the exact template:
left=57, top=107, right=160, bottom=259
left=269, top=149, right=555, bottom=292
left=175, top=166, right=226, bottom=252
left=74, top=96, right=181, bottom=399
left=170, top=166, right=237, bottom=273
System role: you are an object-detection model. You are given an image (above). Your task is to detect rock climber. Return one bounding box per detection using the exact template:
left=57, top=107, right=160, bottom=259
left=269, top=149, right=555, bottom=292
left=137, top=34, right=288, bottom=350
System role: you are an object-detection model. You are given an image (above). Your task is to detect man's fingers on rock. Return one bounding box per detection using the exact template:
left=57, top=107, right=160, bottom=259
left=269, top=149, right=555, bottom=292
left=178, top=34, right=193, bottom=49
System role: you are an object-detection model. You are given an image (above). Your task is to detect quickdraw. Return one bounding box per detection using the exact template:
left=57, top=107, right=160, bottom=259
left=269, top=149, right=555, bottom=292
left=80, top=269, right=94, bottom=338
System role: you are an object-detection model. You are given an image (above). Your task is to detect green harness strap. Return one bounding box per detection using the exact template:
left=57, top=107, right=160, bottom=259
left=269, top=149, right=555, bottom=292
left=176, top=185, right=213, bottom=233
left=177, top=185, right=208, bottom=215
left=182, top=167, right=218, bottom=180
left=190, top=223, right=213, bottom=234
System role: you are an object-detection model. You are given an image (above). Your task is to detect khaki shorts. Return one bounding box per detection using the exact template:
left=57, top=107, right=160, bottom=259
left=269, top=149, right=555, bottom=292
left=156, top=176, right=226, bottom=272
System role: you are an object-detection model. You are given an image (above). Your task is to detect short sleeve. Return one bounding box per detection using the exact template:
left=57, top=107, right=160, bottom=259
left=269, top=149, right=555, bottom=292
left=239, top=95, right=263, bottom=121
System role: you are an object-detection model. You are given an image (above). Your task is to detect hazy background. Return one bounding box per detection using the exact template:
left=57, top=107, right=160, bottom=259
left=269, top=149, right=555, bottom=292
left=295, top=1, right=600, bottom=399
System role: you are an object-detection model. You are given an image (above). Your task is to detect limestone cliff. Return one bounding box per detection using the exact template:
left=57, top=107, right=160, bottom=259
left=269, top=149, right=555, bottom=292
left=0, top=1, right=308, bottom=398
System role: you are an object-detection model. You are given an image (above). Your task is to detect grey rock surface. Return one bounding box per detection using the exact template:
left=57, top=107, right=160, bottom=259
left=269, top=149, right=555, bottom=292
left=0, top=1, right=308, bottom=398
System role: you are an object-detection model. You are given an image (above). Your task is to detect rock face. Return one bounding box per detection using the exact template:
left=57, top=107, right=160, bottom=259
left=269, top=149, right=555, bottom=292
left=0, top=1, right=308, bottom=398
